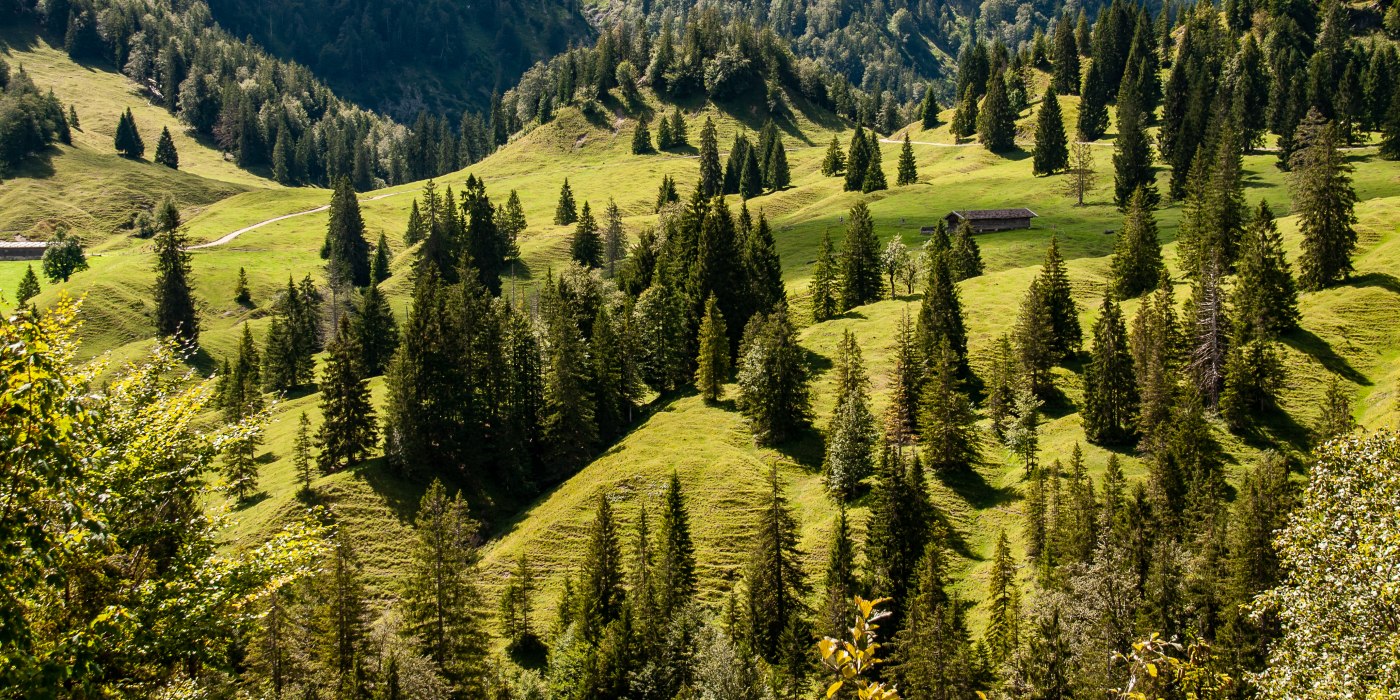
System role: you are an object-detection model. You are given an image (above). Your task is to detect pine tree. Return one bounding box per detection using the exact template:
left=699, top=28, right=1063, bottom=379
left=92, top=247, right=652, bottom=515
left=698, top=117, right=722, bottom=198
left=1083, top=295, right=1138, bottom=445
left=1076, top=61, right=1109, bottom=141
left=951, top=86, right=979, bottom=142
left=541, top=297, right=597, bottom=475
left=1232, top=201, right=1299, bottom=340
left=1311, top=374, right=1356, bottom=444
left=743, top=465, right=810, bottom=663
left=1290, top=109, right=1358, bottom=290
left=1131, top=282, right=1181, bottom=443
left=694, top=295, right=729, bottom=402
left=897, top=134, right=919, bottom=186
left=986, top=334, right=1017, bottom=440
left=321, top=177, right=371, bottom=288
left=1113, top=91, right=1156, bottom=209
left=576, top=496, right=625, bottom=642
left=670, top=107, right=688, bottom=146
left=862, top=133, right=888, bottom=192
left=885, top=311, right=922, bottom=447
left=894, top=540, right=973, bottom=699
left=655, top=174, right=679, bottom=211
left=114, top=107, right=144, bottom=157
left=153, top=126, right=178, bottom=169
left=404, top=199, right=427, bottom=245
left=810, top=231, right=839, bottom=323
left=1037, top=236, right=1081, bottom=359
left=656, top=114, right=674, bottom=150
left=1033, top=84, right=1069, bottom=176
left=984, top=531, right=1021, bottom=668
left=571, top=201, right=603, bottom=268
left=1014, top=278, right=1057, bottom=397
left=766, top=133, right=791, bottom=190
left=233, top=267, right=252, bottom=305
left=977, top=68, right=1017, bottom=152
left=919, top=338, right=980, bottom=473
left=404, top=479, right=489, bottom=692
left=313, top=530, right=368, bottom=694
left=736, top=310, right=812, bottom=445
left=823, top=330, right=877, bottom=500
left=725, top=134, right=750, bottom=197
left=316, top=316, right=377, bottom=472
left=351, top=282, right=399, bottom=377
left=948, top=221, right=984, bottom=281
left=15, top=264, right=39, bottom=305
left=821, top=135, right=845, bottom=176
left=1002, top=377, right=1043, bottom=472
left=554, top=178, right=579, bottom=225
left=864, top=447, right=934, bottom=631
left=371, top=233, right=391, bottom=284
left=271, top=129, right=292, bottom=184
left=632, top=115, right=654, bottom=154
left=739, top=144, right=763, bottom=200
left=1110, top=187, right=1166, bottom=299
left=844, top=125, right=871, bottom=191
left=743, top=210, right=787, bottom=316
left=657, top=473, right=696, bottom=618
left=152, top=197, right=198, bottom=342
left=1052, top=17, right=1081, bottom=94
left=293, top=411, right=313, bottom=495
left=1221, top=335, right=1285, bottom=431
left=819, top=507, right=858, bottom=639
left=1381, top=87, right=1400, bottom=159
left=839, top=201, right=883, bottom=309
left=917, top=251, right=969, bottom=377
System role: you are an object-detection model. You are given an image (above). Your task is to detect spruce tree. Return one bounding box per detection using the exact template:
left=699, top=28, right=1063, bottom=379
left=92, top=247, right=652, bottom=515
left=1033, top=84, right=1069, bottom=176
left=372, top=233, right=391, bottom=284
left=810, top=231, right=839, bottom=323
left=1221, top=335, right=1285, bottom=431
left=919, top=338, right=980, bottom=473
left=1190, top=259, right=1230, bottom=408
left=822, top=330, right=877, bottom=501
left=984, top=531, right=1021, bottom=668
left=736, top=310, right=811, bottom=445
left=916, top=251, right=969, bottom=377
left=1083, top=295, right=1139, bottom=445
left=1113, top=90, right=1156, bottom=209
left=894, top=540, right=972, bottom=698
left=919, top=85, right=942, bottom=128
left=316, top=316, right=377, bottom=472
left=153, top=126, right=178, bottom=169
left=655, top=174, right=679, bottom=211
left=271, top=130, right=292, bottom=184
left=542, top=297, right=598, bottom=475
left=233, top=267, right=252, bottom=305
left=403, top=479, right=489, bottom=692
left=948, top=221, right=984, bottom=281
left=739, top=144, right=763, bottom=200
left=1289, top=109, right=1358, bottom=290
left=1381, top=88, right=1400, bottom=159
left=1037, top=236, right=1081, bottom=359
left=404, top=199, right=427, bottom=245
left=1231, top=201, right=1299, bottom=340
left=865, top=447, right=935, bottom=631
left=698, top=117, right=722, bottom=198
left=766, top=133, right=790, bottom=190
left=571, top=201, right=603, bottom=268
left=725, top=135, right=750, bottom=196
left=632, top=115, right=654, bottom=154
left=114, top=107, right=144, bottom=157
left=657, top=473, right=696, bottom=617
left=1014, top=277, right=1057, bottom=397
left=1311, top=374, right=1356, bottom=444
left=670, top=108, right=688, bottom=147
left=885, top=311, right=922, bottom=447
left=603, top=198, right=625, bottom=277
left=554, top=178, right=578, bottom=225
left=743, top=465, right=811, bottom=663
left=897, top=134, right=919, bottom=186
left=694, top=295, right=729, bottom=402
left=844, top=125, right=871, bottom=191
left=977, top=68, right=1017, bottom=152
left=839, top=201, right=883, bottom=309
left=821, top=135, right=845, bottom=176
left=313, top=530, right=368, bottom=693
left=1052, top=17, right=1081, bottom=94
left=656, top=115, right=674, bottom=150
left=15, top=264, right=39, bottom=305
left=576, top=496, right=625, bottom=641
left=1132, top=282, right=1181, bottom=442
left=743, top=210, right=787, bottom=316
left=862, top=132, right=888, bottom=192
left=951, top=86, right=979, bottom=142
left=152, top=197, right=198, bottom=342
left=321, top=177, right=371, bottom=288
left=819, top=507, right=858, bottom=639
left=351, top=282, right=399, bottom=377
left=1076, top=61, right=1109, bottom=141
left=1110, top=187, right=1165, bottom=299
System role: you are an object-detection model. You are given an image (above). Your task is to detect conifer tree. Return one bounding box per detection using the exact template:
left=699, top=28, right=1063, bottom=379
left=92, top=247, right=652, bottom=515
left=917, top=251, right=969, bottom=376
left=1052, top=17, right=1081, bottom=94
left=919, top=84, right=942, bottom=128
left=1290, top=109, right=1358, bottom=290
left=1113, top=91, right=1156, bottom=209
left=986, top=334, right=1017, bottom=440
left=1190, top=258, right=1230, bottom=408
left=894, top=540, right=973, bottom=698
left=404, top=199, right=427, bottom=245
left=823, top=330, right=877, bottom=501
left=1033, top=84, right=1069, bottom=175
left=839, top=201, right=882, bottom=309
left=885, top=311, right=922, bottom=447
left=1232, top=201, right=1299, bottom=340
left=698, top=117, right=722, bottom=198
left=819, top=507, right=858, bottom=639
left=232, top=267, right=252, bottom=305
left=542, top=298, right=598, bottom=475
left=271, top=130, right=292, bottom=184
left=571, top=201, right=603, bottom=268
left=554, top=178, right=578, bottom=225
left=655, top=174, right=679, bottom=211
left=951, top=86, right=979, bottom=142
left=632, top=115, right=654, bottom=154
left=1110, top=187, right=1165, bottom=299
left=821, top=135, right=845, bottom=176
left=978, top=68, right=1017, bottom=152
left=862, top=133, right=888, bottom=192
left=919, top=339, right=980, bottom=472
left=1131, top=282, right=1180, bottom=442
left=766, top=133, right=790, bottom=190
left=351, top=282, right=399, bottom=377
left=1076, top=61, right=1109, bottom=141
left=152, top=197, right=198, bottom=342
left=739, top=144, right=763, bottom=200
left=114, top=107, right=144, bottom=157
left=1037, top=236, right=1081, bottom=359
left=1221, top=335, right=1285, bottom=431
left=656, top=115, right=674, bottom=150
left=313, top=530, right=368, bottom=693
left=743, top=465, right=810, bottom=663
left=736, top=310, right=811, bottom=445
left=576, top=496, right=625, bottom=642
left=896, top=134, right=919, bottom=186
left=292, top=411, right=313, bottom=495
left=1083, top=295, right=1138, bottom=445
left=864, top=447, right=934, bottom=630
left=1381, top=89, right=1400, bottom=159
left=372, top=233, right=391, bottom=284
left=153, top=126, right=178, bottom=169
left=657, top=473, right=696, bottom=618
left=694, top=295, right=729, bottom=402
left=321, top=177, right=371, bottom=288
left=15, top=264, right=39, bottom=306
left=221, top=323, right=263, bottom=421
left=844, top=125, right=871, bottom=191
left=1311, top=374, right=1356, bottom=444
left=316, top=317, right=376, bottom=472
left=725, top=135, right=750, bottom=196
left=1014, top=278, right=1057, bottom=396
left=404, top=479, right=489, bottom=692
left=670, top=108, right=688, bottom=147
left=948, top=221, right=984, bottom=281
left=810, top=231, right=839, bottom=323
left=743, top=210, right=787, bottom=316
left=1002, top=378, right=1043, bottom=472
left=984, top=531, right=1021, bottom=668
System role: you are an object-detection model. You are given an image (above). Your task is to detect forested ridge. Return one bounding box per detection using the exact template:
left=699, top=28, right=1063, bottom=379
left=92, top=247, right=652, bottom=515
left=6, top=0, right=1400, bottom=697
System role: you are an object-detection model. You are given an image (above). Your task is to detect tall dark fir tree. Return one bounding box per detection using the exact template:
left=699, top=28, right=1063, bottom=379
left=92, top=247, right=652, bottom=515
left=1033, top=84, right=1069, bottom=176
left=152, top=197, right=198, bottom=343
left=316, top=316, right=377, bottom=472
left=321, top=177, right=371, bottom=288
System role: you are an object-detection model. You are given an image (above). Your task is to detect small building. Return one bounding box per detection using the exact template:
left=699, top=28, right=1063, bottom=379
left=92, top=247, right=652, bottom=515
left=944, top=208, right=1038, bottom=233
left=0, top=240, right=49, bottom=261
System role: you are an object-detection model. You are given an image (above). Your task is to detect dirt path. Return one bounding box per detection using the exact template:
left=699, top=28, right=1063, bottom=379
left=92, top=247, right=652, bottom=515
left=190, top=190, right=408, bottom=249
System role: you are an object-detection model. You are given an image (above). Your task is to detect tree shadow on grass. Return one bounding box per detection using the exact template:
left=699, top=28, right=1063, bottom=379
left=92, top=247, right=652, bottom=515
left=232, top=490, right=270, bottom=511
left=1282, top=327, right=1370, bottom=385
left=355, top=456, right=445, bottom=524
left=934, top=464, right=1018, bottom=511
left=770, top=424, right=826, bottom=471
left=1237, top=404, right=1313, bottom=455
left=1350, top=271, right=1400, bottom=295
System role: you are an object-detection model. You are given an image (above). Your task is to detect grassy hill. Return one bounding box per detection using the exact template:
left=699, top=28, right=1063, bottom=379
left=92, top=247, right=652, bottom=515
left=6, top=48, right=1400, bottom=645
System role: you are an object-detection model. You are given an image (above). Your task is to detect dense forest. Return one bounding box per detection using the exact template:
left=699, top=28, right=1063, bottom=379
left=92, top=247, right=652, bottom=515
left=6, top=0, right=1400, bottom=697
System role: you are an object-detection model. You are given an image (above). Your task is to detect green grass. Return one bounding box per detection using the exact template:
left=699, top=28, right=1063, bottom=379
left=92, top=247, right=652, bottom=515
left=12, top=46, right=1400, bottom=642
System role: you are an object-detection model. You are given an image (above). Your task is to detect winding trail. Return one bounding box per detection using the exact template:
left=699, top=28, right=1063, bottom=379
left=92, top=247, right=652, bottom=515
left=190, top=190, right=408, bottom=250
